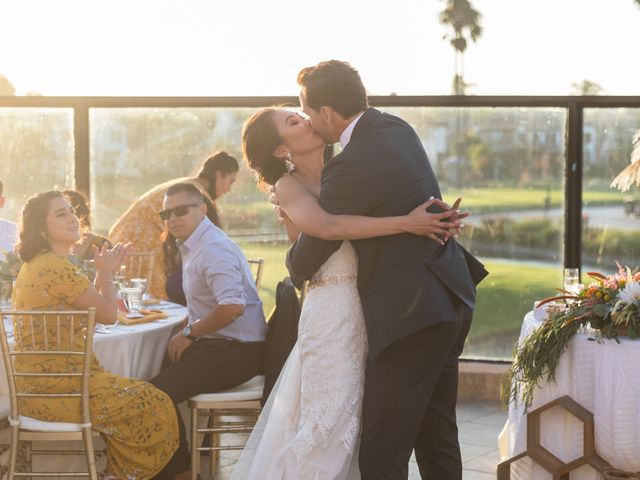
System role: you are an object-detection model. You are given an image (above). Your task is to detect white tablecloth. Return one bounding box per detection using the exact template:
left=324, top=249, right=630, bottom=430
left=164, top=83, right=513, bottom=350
left=0, top=303, right=187, bottom=472
left=0, top=303, right=187, bottom=395
left=499, top=311, right=640, bottom=479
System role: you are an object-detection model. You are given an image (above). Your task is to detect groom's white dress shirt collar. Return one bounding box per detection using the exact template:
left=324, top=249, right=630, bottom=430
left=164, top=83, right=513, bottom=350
left=339, top=111, right=365, bottom=150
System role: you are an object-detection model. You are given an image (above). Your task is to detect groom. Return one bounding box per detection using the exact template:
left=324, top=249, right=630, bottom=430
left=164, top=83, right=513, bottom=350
left=286, top=60, right=488, bottom=479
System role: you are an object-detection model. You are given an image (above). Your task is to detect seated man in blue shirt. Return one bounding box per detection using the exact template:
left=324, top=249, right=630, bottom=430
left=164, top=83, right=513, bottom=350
left=151, top=182, right=267, bottom=479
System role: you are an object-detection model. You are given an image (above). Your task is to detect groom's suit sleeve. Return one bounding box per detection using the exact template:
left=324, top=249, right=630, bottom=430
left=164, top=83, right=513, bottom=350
left=286, top=154, right=375, bottom=289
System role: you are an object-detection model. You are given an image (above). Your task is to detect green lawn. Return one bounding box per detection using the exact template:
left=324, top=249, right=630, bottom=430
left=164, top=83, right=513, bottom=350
left=226, top=189, right=628, bottom=230
left=472, top=260, right=561, bottom=337
left=240, top=242, right=563, bottom=341
left=441, top=187, right=628, bottom=213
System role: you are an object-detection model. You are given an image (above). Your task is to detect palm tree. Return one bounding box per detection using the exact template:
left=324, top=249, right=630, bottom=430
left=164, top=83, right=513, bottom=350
left=570, top=79, right=605, bottom=96
left=0, top=75, right=15, bottom=96
left=439, top=0, right=482, bottom=95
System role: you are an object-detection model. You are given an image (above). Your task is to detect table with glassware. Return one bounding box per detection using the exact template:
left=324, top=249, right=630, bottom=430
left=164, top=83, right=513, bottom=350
left=0, top=300, right=186, bottom=472
left=498, top=309, right=640, bottom=479
left=0, top=300, right=187, bottom=395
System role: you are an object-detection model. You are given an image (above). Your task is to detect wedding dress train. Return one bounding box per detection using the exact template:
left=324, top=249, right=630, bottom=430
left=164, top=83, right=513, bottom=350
left=231, top=242, right=367, bottom=480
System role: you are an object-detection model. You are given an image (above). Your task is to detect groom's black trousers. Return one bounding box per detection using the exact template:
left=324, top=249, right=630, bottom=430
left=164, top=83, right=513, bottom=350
left=359, top=304, right=471, bottom=480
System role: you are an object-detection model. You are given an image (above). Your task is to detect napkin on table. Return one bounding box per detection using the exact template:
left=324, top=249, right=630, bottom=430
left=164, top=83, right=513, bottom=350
left=117, top=309, right=168, bottom=326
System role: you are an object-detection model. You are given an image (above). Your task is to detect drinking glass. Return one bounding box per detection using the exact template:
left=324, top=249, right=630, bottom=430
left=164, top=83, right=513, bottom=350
left=122, top=287, right=143, bottom=314
left=114, top=265, right=126, bottom=288
left=0, top=280, right=14, bottom=309
left=563, top=268, right=580, bottom=295
left=130, top=278, right=148, bottom=298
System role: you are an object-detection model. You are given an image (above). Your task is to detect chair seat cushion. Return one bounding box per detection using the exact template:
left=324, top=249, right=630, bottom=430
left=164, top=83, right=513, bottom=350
left=190, top=375, right=264, bottom=403
left=19, top=415, right=87, bottom=432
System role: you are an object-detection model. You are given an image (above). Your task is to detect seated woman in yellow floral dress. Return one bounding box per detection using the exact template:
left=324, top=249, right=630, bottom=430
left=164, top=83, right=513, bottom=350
left=13, top=190, right=179, bottom=479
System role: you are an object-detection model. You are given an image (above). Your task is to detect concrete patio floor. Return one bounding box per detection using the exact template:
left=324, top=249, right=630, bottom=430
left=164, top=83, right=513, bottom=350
left=204, top=399, right=505, bottom=479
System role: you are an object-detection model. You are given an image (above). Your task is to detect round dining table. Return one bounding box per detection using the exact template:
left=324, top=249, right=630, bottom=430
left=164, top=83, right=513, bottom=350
left=499, top=309, right=640, bottom=479
left=0, top=302, right=187, bottom=473
left=0, top=301, right=187, bottom=395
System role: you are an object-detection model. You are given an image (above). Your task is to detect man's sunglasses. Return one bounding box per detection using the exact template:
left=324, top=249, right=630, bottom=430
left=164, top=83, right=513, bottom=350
left=158, top=203, right=201, bottom=221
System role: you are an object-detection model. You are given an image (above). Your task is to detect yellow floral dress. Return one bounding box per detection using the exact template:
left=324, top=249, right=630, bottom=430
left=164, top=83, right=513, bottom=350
left=13, top=252, right=179, bottom=479
left=108, top=177, right=215, bottom=299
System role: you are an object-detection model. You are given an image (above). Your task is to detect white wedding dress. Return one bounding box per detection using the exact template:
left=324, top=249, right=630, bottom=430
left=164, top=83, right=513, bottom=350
left=231, top=241, right=368, bottom=480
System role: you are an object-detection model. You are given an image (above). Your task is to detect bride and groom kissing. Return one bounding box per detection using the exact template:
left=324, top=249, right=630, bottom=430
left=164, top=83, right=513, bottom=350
left=234, top=60, right=488, bottom=480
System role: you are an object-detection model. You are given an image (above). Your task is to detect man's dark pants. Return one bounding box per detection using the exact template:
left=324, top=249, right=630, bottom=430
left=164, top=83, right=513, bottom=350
left=150, top=338, right=264, bottom=478
left=359, top=302, right=472, bottom=480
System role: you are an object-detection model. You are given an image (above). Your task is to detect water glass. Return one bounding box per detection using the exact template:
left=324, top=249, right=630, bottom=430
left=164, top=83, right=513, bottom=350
left=563, top=268, right=580, bottom=295
left=0, top=280, right=14, bottom=309
left=130, top=278, right=148, bottom=296
left=114, top=265, right=126, bottom=288
left=122, top=287, right=143, bottom=313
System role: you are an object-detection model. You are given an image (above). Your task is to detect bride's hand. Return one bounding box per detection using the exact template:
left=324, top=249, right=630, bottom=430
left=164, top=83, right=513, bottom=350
left=405, top=197, right=468, bottom=245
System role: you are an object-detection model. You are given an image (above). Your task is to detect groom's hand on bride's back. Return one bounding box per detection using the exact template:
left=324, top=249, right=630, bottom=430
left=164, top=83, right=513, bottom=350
left=405, top=197, right=469, bottom=245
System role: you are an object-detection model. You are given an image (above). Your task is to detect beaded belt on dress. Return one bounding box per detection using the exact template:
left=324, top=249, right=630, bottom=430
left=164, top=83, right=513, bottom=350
left=307, top=274, right=357, bottom=290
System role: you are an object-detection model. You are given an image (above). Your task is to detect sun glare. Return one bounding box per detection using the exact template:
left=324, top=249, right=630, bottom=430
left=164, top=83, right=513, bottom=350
left=1, top=0, right=639, bottom=96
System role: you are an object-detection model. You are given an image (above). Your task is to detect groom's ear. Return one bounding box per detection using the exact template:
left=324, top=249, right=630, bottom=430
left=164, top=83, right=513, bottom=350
left=319, top=106, right=334, bottom=124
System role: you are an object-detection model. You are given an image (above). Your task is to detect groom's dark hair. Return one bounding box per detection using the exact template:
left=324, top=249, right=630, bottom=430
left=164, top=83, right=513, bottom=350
left=297, top=60, right=368, bottom=119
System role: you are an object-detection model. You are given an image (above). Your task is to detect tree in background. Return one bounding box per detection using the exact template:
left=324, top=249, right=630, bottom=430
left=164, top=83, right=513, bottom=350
left=439, top=0, right=482, bottom=95
left=571, top=79, right=605, bottom=95
left=0, top=75, right=16, bottom=96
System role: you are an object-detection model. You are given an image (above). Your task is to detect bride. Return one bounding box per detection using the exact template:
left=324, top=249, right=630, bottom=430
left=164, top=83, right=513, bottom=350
left=231, top=107, right=464, bottom=479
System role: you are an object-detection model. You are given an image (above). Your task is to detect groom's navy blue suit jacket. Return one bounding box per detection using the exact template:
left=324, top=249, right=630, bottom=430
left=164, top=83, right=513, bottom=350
left=286, top=108, right=489, bottom=359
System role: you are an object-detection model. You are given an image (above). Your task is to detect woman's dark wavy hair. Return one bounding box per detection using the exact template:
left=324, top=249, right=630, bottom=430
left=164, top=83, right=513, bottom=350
left=16, top=190, right=65, bottom=262
left=195, top=151, right=239, bottom=201
left=241, top=108, right=289, bottom=188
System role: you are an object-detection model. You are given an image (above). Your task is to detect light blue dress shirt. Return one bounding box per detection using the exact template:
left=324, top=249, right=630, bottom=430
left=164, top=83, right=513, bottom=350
left=179, top=218, right=267, bottom=343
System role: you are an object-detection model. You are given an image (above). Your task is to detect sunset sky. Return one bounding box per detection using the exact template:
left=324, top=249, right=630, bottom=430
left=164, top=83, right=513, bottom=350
left=1, top=0, right=639, bottom=97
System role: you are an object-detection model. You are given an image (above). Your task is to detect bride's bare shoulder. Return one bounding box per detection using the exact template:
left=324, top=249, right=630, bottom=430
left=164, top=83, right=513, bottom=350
left=274, top=175, right=304, bottom=200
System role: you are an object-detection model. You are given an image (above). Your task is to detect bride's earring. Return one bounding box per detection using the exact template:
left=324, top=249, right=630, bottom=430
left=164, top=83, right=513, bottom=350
left=284, top=152, right=296, bottom=173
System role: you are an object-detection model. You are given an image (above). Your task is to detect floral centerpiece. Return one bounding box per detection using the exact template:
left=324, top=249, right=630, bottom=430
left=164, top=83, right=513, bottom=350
left=502, top=263, right=640, bottom=409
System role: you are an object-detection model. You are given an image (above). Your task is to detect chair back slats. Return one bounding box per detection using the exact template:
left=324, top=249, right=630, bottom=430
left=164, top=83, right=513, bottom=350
left=29, top=315, right=35, bottom=351
left=16, top=393, right=83, bottom=398
left=0, top=309, right=96, bottom=424
left=248, top=258, right=265, bottom=290
left=126, top=252, right=156, bottom=287
left=56, top=314, right=61, bottom=350
left=9, top=351, right=84, bottom=356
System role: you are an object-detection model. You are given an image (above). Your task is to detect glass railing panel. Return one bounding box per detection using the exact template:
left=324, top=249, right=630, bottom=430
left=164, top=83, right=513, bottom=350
left=90, top=104, right=569, bottom=359
left=0, top=108, right=75, bottom=223
left=582, top=108, right=640, bottom=275
left=382, top=106, right=566, bottom=359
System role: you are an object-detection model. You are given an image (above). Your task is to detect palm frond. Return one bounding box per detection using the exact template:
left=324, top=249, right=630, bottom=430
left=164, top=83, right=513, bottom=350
left=611, top=130, right=640, bottom=192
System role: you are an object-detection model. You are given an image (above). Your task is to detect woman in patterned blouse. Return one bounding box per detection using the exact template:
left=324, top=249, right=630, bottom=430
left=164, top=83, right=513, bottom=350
left=13, top=190, right=179, bottom=479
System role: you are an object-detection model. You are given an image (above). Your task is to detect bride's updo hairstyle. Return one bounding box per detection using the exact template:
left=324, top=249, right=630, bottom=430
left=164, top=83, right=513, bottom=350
left=242, top=108, right=288, bottom=187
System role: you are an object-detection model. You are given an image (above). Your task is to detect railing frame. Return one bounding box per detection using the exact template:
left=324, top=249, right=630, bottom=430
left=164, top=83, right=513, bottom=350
left=2, top=94, right=640, bottom=271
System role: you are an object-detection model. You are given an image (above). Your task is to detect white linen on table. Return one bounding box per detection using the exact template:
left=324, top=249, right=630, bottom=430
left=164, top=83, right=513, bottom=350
left=500, top=311, right=640, bottom=479
left=0, top=304, right=186, bottom=472
left=0, top=305, right=187, bottom=395
left=93, top=312, right=185, bottom=380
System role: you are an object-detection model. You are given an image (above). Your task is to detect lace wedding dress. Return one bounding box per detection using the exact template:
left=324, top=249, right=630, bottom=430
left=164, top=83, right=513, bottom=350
left=231, top=241, right=368, bottom=480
